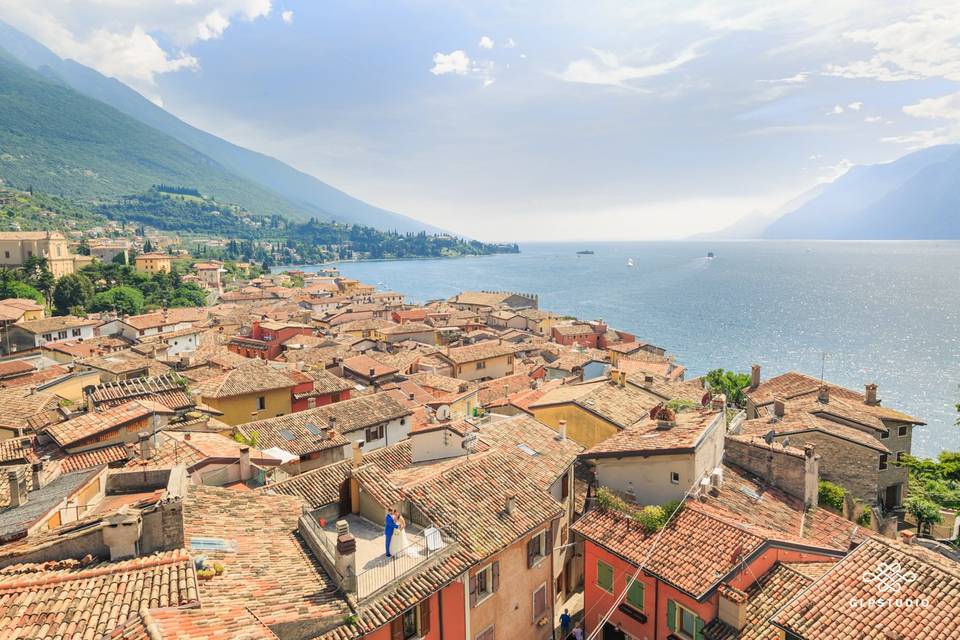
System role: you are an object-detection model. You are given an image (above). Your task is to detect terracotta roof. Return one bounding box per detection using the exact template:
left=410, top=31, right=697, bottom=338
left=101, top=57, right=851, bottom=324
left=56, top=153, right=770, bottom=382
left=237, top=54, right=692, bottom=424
left=581, top=409, right=722, bottom=457
left=0, top=549, right=197, bottom=640
left=441, top=341, right=526, bottom=365
left=0, top=437, right=35, bottom=465
left=78, top=350, right=161, bottom=375
left=58, top=443, right=131, bottom=472
left=0, top=388, right=61, bottom=433
left=770, top=537, right=960, bottom=639
left=121, top=431, right=279, bottom=471
left=14, top=316, right=97, bottom=334
left=0, top=365, right=71, bottom=390
left=0, top=467, right=104, bottom=542
left=45, top=400, right=175, bottom=448
left=122, top=308, right=207, bottom=331
left=407, top=372, right=475, bottom=396
left=0, top=360, right=35, bottom=379
left=296, top=368, right=354, bottom=396
left=41, top=336, right=130, bottom=358
left=448, top=291, right=517, bottom=308
left=116, top=606, right=279, bottom=640
left=341, top=354, right=399, bottom=378
left=192, top=362, right=296, bottom=398
left=627, top=374, right=708, bottom=404
left=237, top=393, right=410, bottom=451
left=182, top=485, right=352, bottom=632
left=89, top=374, right=194, bottom=411
left=738, top=412, right=890, bottom=453
left=530, top=379, right=662, bottom=429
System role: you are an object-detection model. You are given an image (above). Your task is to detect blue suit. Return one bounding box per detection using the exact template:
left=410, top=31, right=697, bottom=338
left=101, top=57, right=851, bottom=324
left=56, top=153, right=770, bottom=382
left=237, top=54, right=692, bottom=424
left=385, top=513, right=397, bottom=557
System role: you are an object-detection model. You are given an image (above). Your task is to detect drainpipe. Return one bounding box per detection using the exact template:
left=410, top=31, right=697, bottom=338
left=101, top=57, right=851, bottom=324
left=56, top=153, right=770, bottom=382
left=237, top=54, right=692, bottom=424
left=653, top=578, right=659, bottom=640
left=438, top=588, right=445, bottom=640
left=461, top=572, right=471, bottom=640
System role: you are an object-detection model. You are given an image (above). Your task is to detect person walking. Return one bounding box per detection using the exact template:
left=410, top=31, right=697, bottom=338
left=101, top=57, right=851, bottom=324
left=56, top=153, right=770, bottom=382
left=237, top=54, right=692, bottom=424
left=384, top=508, right=397, bottom=557
left=559, top=609, right=571, bottom=638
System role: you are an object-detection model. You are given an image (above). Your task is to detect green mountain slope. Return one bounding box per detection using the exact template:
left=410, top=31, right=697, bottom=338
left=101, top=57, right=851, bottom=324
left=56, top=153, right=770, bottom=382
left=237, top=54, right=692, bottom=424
left=0, top=49, right=327, bottom=222
left=0, top=21, right=446, bottom=234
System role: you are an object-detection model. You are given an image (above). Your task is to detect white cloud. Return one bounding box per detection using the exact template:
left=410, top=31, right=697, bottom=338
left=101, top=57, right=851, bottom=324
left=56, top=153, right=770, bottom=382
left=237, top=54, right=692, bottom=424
left=198, top=11, right=231, bottom=40
left=847, top=101, right=863, bottom=111
left=478, top=36, right=494, bottom=49
left=825, top=9, right=960, bottom=82
left=827, top=104, right=845, bottom=115
left=430, top=50, right=471, bottom=76
left=556, top=42, right=704, bottom=89
left=504, top=38, right=517, bottom=48
left=770, top=71, right=811, bottom=84
left=818, top=158, right=853, bottom=183
left=884, top=91, right=960, bottom=148
left=281, top=10, right=294, bottom=24
left=864, top=115, right=883, bottom=123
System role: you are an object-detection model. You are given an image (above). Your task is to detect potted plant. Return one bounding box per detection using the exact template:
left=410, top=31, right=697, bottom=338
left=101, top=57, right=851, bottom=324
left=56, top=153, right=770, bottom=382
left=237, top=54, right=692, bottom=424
left=196, top=568, right=215, bottom=581
left=213, top=562, right=225, bottom=576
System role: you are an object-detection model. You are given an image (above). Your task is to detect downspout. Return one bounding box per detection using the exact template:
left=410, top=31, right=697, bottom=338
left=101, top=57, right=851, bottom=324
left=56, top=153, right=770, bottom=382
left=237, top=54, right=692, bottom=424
left=653, top=578, right=659, bottom=640
left=462, top=572, right=471, bottom=640
left=438, top=588, right=445, bottom=640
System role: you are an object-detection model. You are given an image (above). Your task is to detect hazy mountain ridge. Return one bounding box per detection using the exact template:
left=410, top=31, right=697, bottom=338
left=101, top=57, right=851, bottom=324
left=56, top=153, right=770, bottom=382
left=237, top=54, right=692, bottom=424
left=0, top=21, right=445, bottom=234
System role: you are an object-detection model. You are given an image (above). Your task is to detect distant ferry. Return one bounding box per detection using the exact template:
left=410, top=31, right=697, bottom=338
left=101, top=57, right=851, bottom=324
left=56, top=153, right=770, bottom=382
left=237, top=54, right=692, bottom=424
left=706, top=252, right=715, bottom=259
left=576, top=250, right=594, bottom=255
left=627, top=258, right=635, bottom=267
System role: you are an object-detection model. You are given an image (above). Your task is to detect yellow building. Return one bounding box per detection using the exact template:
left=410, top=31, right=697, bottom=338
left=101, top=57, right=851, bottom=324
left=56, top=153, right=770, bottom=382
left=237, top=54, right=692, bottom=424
left=0, top=231, right=76, bottom=278
left=0, top=298, right=45, bottom=322
left=192, top=362, right=295, bottom=425
left=528, top=376, right=661, bottom=448
left=134, top=252, right=173, bottom=274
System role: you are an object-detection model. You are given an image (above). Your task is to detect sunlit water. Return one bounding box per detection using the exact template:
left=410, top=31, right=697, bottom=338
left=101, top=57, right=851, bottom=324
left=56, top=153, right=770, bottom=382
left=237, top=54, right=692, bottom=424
left=287, top=241, right=960, bottom=458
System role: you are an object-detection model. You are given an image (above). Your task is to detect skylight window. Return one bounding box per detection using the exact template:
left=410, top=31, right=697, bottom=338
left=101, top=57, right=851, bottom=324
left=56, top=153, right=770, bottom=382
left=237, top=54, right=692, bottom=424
left=190, top=537, right=236, bottom=552
left=304, top=422, right=323, bottom=436
left=279, top=429, right=296, bottom=441
left=517, top=443, right=538, bottom=456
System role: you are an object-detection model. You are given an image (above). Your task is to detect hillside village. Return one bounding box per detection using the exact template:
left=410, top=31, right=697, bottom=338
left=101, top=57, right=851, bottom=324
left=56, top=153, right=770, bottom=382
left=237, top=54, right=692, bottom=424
left=0, top=238, right=957, bottom=640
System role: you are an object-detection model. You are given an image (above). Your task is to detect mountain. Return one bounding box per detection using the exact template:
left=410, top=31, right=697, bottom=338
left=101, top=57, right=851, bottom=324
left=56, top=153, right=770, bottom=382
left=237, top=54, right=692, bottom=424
left=0, top=21, right=443, bottom=234
left=688, top=183, right=828, bottom=240
left=763, top=145, right=960, bottom=239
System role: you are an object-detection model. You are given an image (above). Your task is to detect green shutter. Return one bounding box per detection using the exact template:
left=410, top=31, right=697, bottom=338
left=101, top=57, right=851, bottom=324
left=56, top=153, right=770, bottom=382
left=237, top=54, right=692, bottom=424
left=667, top=599, right=676, bottom=631
left=695, top=615, right=705, bottom=640
left=597, top=560, right=613, bottom=592
left=626, top=579, right=644, bottom=611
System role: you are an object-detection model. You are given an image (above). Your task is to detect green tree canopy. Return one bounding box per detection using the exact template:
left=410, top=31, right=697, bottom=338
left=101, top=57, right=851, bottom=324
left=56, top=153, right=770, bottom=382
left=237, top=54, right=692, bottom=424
left=52, top=273, right=94, bottom=316
left=0, top=269, right=44, bottom=305
left=91, top=285, right=145, bottom=316
left=905, top=496, right=942, bottom=535
left=704, top=369, right=751, bottom=406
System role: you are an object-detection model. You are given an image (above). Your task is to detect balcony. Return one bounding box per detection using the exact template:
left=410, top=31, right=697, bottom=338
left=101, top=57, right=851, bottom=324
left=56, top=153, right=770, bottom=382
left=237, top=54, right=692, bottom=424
left=299, top=512, right=456, bottom=600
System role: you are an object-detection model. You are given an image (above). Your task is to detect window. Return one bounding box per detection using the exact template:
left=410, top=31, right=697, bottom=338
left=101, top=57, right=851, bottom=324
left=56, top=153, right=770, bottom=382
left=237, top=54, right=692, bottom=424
left=879, top=453, right=888, bottom=470
left=393, top=600, right=430, bottom=639
left=475, top=625, right=495, bottom=640
left=42, top=333, right=52, bottom=341
left=670, top=471, right=680, bottom=484
left=532, top=583, right=547, bottom=622
left=626, top=578, right=645, bottom=611
left=507, top=355, right=514, bottom=364
left=527, top=530, right=549, bottom=567
left=256, top=396, right=266, bottom=411
left=57, top=331, right=67, bottom=339
left=476, top=361, right=486, bottom=370
left=561, top=472, right=570, bottom=499
left=3, top=251, right=8, bottom=258
left=668, top=600, right=702, bottom=640
left=897, top=451, right=905, bottom=462
left=596, top=560, right=613, bottom=593
left=470, top=562, right=499, bottom=606
left=366, top=424, right=385, bottom=442
left=72, top=328, right=82, bottom=337
left=560, top=525, right=568, bottom=546
left=898, top=425, right=908, bottom=437
left=880, top=430, right=890, bottom=439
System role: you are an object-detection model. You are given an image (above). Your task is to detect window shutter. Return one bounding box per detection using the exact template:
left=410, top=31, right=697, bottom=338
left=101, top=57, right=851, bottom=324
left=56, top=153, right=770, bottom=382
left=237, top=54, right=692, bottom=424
left=390, top=617, right=404, bottom=640
left=549, top=520, right=558, bottom=553
left=470, top=573, right=478, bottom=608
left=695, top=615, right=705, bottom=640
left=527, top=538, right=536, bottom=568
left=561, top=472, right=570, bottom=499
left=419, top=599, right=431, bottom=636
left=492, top=561, right=500, bottom=592
left=667, top=600, right=676, bottom=631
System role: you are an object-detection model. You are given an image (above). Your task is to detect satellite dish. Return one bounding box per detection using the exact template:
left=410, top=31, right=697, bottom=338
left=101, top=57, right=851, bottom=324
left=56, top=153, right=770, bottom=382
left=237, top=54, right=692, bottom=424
left=436, top=405, right=451, bottom=421
left=763, top=430, right=776, bottom=445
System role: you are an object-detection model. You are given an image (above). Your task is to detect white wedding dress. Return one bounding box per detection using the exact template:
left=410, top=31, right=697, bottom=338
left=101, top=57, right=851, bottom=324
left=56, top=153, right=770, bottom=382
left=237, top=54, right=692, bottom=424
left=391, top=524, right=419, bottom=558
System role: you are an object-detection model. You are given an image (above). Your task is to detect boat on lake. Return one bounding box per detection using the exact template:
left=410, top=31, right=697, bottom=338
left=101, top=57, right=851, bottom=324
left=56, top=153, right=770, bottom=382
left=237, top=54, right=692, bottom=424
left=627, top=258, right=635, bottom=267
left=576, top=250, right=594, bottom=255
left=707, top=251, right=715, bottom=259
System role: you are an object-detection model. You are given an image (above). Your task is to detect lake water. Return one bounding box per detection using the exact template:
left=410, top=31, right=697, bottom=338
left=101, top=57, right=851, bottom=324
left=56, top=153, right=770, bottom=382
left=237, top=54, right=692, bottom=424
left=294, top=241, right=960, bottom=458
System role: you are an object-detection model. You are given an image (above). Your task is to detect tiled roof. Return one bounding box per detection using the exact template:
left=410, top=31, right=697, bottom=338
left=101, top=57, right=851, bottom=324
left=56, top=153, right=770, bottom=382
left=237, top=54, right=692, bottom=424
left=237, top=393, right=409, bottom=450
left=192, top=361, right=296, bottom=398
left=0, top=365, right=71, bottom=390
left=78, top=350, right=161, bottom=374
left=0, top=388, right=60, bottom=433
left=300, top=368, right=354, bottom=395
left=0, top=467, right=104, bottom=543
left=122, top=308, right=207, bottom=330
left=341, top=354, right=399, bottom=378
left=744, top=371, right=924, bottom=424
left=13, top=316, right=97, bottom=334
left=448, top=291, right=516, bottom=307
left=530, top=379, right=661, bottom=429
left=182, top=485, right=352, bottom=632
left=45, top=400, right=175, bottom=448
left=627, top=374, right=708, bottom=404
left=581, top=409, right=722, bottom=458
left=0, top=550, right=198, bottom=640
left=115, top=606, right=279, bottom=640
left=476, top=414, right=583, bottom=486
left=770, top=537, right=960, bottom=639
left=121, top=431, right=279, bottom=471
left=738, top=412, right=890, bottom=453
left=0, top=437, right=35, bottom=465
left=0, top=360, right=35, bottom=378
left=58, top=443, right=131, bottom=472
left=441, top=341, right=526, bottom=364
left=89, top=374, right=195, bottom=411
left=381, top=322, right=434, bottom=335
left=476, top=371, right=537, bottom=405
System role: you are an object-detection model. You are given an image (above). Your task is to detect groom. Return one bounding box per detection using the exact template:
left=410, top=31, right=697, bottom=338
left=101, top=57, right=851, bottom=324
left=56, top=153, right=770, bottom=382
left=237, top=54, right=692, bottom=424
left=384, top=508, right=397, bottom=558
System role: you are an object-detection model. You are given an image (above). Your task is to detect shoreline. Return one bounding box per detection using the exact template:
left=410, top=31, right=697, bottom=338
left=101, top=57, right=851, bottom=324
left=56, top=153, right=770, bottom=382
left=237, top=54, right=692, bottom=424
left=271, top=251, right=515, bottom=272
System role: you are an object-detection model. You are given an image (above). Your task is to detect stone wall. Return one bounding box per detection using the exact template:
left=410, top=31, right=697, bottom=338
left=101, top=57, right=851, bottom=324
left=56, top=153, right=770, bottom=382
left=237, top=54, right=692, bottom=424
left=724, top=436, right=817, bottom=506
left=773, top=431, right=880, bottom=503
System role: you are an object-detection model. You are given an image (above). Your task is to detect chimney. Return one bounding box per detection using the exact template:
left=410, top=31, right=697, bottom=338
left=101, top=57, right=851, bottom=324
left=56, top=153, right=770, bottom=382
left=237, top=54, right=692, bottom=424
left=556, top=420, right=567, bottom=441
left=351, top=440, right=363, bottom=469
left=644, top=375, right=654, bottom=384
left=329, top=416, right=337, bottom=434
left=239, top=446, right=251, bottom=481
left=773, top=397, right=786, bottom=418
left=334, top=520, right=358, bottom=592
left=619, top=370, right=627, bottom=387
left=369, top=368, right=376, bottom=380
left=138, top=432, right=154, bottom=461
left=865, top=383, right=879, bottom=406
left=750, top=364, right=761, bottom=389
left=656, top=407, right=677, bottom=430
left=408, top=392, right=415, bottom=401
left=31, top=462, right=43, bottom=491
left=803, top=445, right=819, bottom=508
left=718, top=584, right=749, bottom=631
left=817, top=385, right=829, bottom=404
left=712, top=394, right=726, bottom=412
left=85, top=390, right=95, bottom=413
left=6, top=470, right=27, bottom=508
left=505, top=494, right=517, bottom=515
left=102, top=509, right=143, bottom=561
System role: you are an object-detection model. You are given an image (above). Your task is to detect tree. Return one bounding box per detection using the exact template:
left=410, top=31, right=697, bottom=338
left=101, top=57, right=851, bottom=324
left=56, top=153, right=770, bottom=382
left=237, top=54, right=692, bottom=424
left=77, top=238, right=90, bottom=256
left=905, top=496, right=942, bottom=535
left=91, top=285, right=145, bottom=316
left=143, top=239, right=154, bottom=253
left=0, top=269, right=44, bottom=304
left=20, top=256, right=54, bottom=301
left=52, top=273, right=94, bottom=315
left=704, top=369, right=752, bottom=406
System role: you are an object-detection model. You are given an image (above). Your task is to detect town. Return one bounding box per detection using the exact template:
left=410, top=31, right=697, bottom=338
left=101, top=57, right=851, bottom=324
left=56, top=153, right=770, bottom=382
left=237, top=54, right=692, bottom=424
left=0, top=231, right=956, bottom=640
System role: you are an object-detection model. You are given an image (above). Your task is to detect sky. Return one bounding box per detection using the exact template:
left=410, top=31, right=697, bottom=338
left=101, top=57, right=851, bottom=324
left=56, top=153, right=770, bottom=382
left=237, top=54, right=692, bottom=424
left=2, top=1, right=960, bottom=241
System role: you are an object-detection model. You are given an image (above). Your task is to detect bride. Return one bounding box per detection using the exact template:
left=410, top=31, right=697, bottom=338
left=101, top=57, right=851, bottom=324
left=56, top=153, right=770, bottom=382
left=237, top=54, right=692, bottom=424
left=389, top=509, right=419, bottom=558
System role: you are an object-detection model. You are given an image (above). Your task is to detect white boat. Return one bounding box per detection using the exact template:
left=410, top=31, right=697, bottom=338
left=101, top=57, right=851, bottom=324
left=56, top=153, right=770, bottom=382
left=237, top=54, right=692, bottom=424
left=627, top=258, right=635, bottom=267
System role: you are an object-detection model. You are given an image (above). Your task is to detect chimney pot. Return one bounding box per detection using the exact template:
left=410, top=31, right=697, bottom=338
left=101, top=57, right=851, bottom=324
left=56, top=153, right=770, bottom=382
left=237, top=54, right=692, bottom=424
left=557, top=420, right=567, bottom=441
left=774, top=397, right=786, bottom=418
left=750, top=364, right=761, bottom=389
left=644, top=375, right=654, bottom=384
left=7, top=470, right=26, bottom=508
left=138, top=431, right=154, bottom=461
left=31, top=462, right=43, bottom=491
left=239, top=445, right=251, bottom=480
left=351, top=440, right=363, bottom=468
left=865, top=383, right=879, bottom=406
left=505, top=494, right=517, bottom=515
left=818, top=385, right=829, bottom=404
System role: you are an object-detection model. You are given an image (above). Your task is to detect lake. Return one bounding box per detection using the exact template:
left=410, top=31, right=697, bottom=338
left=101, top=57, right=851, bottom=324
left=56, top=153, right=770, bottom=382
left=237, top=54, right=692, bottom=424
left=292, top=241, right=960, bottom=458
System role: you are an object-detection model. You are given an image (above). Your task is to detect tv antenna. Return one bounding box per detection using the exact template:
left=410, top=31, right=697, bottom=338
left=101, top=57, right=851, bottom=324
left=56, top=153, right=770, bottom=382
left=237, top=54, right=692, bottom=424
left=819, top=351, right=831, bottom=384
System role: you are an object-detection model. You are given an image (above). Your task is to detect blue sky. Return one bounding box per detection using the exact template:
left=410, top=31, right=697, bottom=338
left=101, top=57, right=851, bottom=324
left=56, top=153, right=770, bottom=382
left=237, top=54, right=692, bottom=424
left=3, top=1, right=960, bottom=240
